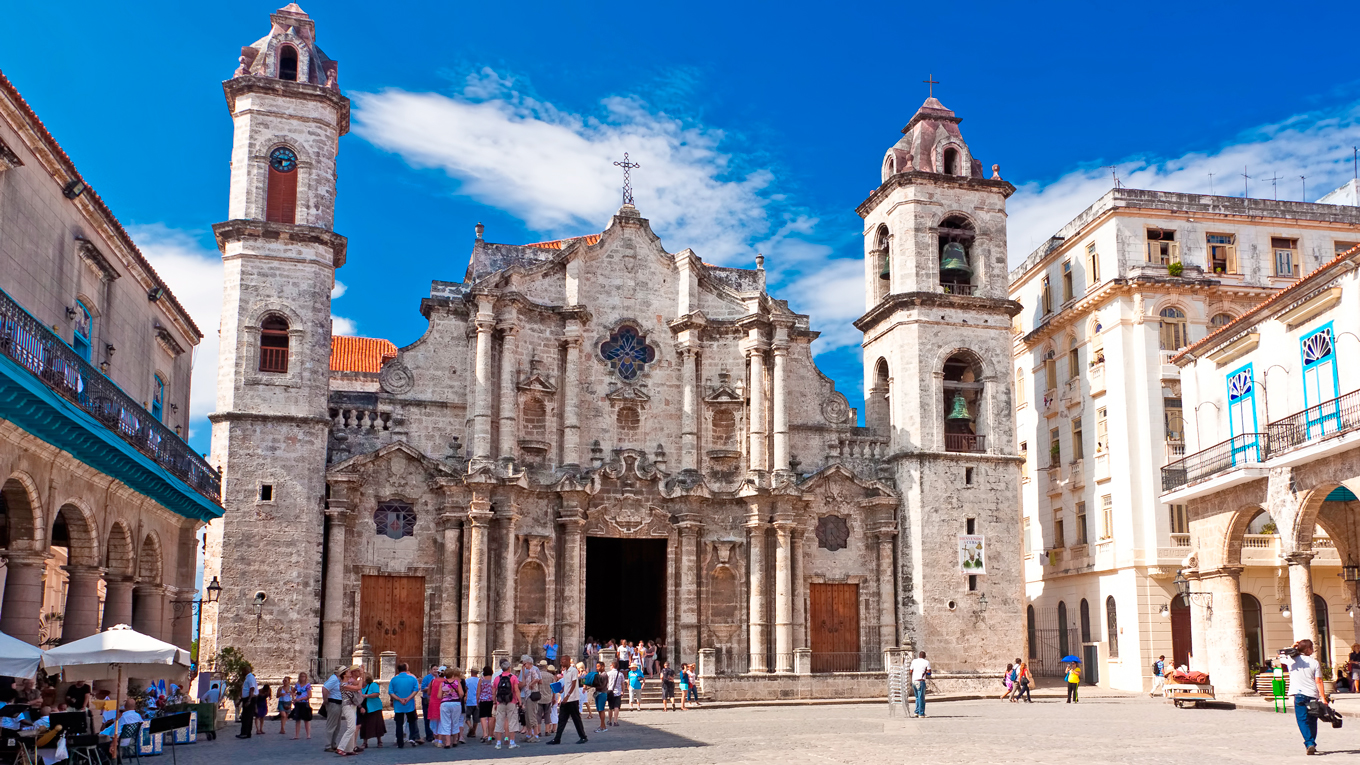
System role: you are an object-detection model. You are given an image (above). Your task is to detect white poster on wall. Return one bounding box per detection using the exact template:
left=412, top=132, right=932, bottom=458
left=958, top=535, right=986, bottom=574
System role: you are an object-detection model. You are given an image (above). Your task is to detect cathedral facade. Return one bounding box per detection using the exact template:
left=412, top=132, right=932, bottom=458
left=201, top=4, right=1022, bottom=686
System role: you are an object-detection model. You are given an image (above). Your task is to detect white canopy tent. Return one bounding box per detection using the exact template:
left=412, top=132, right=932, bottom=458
left=42, top=625, right=191, bottom=711
left=0, top=630, right=43, bottom=679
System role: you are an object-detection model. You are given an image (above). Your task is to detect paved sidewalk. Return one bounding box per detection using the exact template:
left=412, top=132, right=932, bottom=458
left=164, top=695, right=1360, bottom=764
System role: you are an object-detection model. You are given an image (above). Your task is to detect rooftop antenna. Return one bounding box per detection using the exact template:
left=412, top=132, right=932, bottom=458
left=1300, top=175, right=1307, bottom=202
left=1106, top=165, right=1121, bottom=189
left=1267, top=171, right=1281, bottom=200
left=1208, top=172, right=1215, bottom=195
left=1241, top=166, right=1252, bottom=198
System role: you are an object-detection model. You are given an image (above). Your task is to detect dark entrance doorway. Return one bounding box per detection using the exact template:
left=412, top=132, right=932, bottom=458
left=1170, top=594, right=1191, bottom=669
left=585, top=537, right=667, bottom=644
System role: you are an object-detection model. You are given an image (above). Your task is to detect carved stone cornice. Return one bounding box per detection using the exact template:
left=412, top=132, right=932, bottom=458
left=75, top=237, right=120, bottom=281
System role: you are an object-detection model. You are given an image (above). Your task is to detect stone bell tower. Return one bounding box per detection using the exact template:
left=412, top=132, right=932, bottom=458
left=854, top=95, right=1023, bottom=671
left=202, top=3, right=348, bottom=678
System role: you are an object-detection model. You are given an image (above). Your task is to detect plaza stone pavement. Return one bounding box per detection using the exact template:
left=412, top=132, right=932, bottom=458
left=165, top=698, right=1360, bottom=765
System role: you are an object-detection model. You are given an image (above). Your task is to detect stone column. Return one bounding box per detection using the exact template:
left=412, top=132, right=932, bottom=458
left=60, top=565, right=104, bottom=643
left=439, top=513, right=464, bottom=666
left=747, top=511, right=768, bottom=672
left=1186, top=571, right=1210, bottom=672
left=678, top=520, right=700, bottom=665
left=562, top=330, right=583, bottom=466
left=101, top=576, right=134, bottom=631
left=557, top=505, right=586, bottom=660
left=1201, top=566, right=1250, bottom=695
left=771, top=325, right=790, bottom=472
left=680, top=348, right=698, bottom=471
left=0, top=552, right=47, bottom=645
left=877, top=528, right=898, bottom=651
left=1286, top=552, right=1319, bottom=646
left=774, top=522, right=793, bottom=673
left=132, top=584, right=166, bottom=640
left=168, top=589, right=195, bottom=651
left=747, top=347, right=767, bottom=473
left=465, top=499, right=494, bottom=669
left=497, top=327, right=518, bottom=460
left=472, top=297, right=496, bottom=462
left=498, top=510, right=519, bottom=655
left=321, top=505, right=350, bottom=661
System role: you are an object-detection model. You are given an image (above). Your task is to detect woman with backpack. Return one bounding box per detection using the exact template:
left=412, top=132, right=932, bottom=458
left=491, top=659, right=521, bottom=750
left=1016, top=661, right=1035, bottom=703
left=998, top=663, right=1014, bottom=700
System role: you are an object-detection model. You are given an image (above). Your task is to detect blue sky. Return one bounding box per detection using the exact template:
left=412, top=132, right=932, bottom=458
left=6, top=0, right=1360, bottom=456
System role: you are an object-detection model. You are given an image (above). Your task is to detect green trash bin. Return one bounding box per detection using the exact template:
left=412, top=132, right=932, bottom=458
left=1271, top=666, right=1287, bottom=713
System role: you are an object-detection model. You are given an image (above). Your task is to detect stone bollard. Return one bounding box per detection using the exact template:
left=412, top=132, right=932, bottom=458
left=598, top=648, right=617, bottom=669
left=697, top=649, right=715, bottom=678
left=794, top=647, right=812, bottom=676
left=379, top=651, right=397, bottom=682
left=352, top=636, right=375, bottom=677
left=492, top=649, right=511, bottom=671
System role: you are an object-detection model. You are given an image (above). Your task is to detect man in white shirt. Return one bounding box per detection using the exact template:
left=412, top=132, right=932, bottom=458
left=1281, top=639, right=1329, bottom=755
left=101, top=700, right=145, bottom=750
left=322, top=668, right=345, bottom=752
left=547, top=662, right=588, bottom=745
left=237, top=667, right=258, bottom=739
left=909, top=651, right=931, bottom=718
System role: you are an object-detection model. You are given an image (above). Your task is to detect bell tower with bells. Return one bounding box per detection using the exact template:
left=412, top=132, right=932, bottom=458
left=853, top=89, right=1024, bottom=670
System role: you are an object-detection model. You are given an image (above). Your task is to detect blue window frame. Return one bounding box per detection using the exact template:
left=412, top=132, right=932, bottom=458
left=1301, top=323, right=1339, bottom=438
left=72, top=301, right=92, bottom=361
left=1226, top=363, right=1261, bottom=463
left=151, top=374, right=165, bottom=421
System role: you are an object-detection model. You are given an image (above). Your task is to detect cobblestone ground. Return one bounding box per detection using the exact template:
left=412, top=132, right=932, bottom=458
left=163, top=697, right=1360, bottom=764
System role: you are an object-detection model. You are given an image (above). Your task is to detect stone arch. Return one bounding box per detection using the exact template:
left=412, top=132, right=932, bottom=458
left=137, top=532, right=163, bottom=584
left=1291, top=479, right=1360, bottom=557
left=276, top=43, right=300, bottom=81
left=52, top=500, right=100, bottom=567
left=104, top=520, right=135, bottom=578
left=516, top=561, right=547, bottom=624
left=1214, top=503, right=1268, bottom=569
left=1, top=473, right=45, bottom=551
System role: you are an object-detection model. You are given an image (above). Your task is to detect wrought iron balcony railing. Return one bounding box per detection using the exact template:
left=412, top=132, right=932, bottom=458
left=0, top=287, right=220, bottom=504
left=1161, top=432, right=1265, bottom=492
left=1266, top=388, right=1360, bottom=457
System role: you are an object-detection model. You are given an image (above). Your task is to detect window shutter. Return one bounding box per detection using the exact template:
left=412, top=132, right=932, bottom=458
left=266, top=166, right=298, bottom=224
left=1226, top=245, right=1238, bottom=274
left=1169, top=242, right=1180, bottom=264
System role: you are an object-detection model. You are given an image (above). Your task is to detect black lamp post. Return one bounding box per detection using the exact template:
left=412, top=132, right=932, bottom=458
left=1174, top=569, right=1212, bottom=607
left=1174, top=570, right=1190, bottom=598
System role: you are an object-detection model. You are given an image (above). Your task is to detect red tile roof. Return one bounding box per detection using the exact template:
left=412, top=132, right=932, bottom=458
left=330, top=336, right=397, bottom=373
left=524, top=234, right=602, bottom=250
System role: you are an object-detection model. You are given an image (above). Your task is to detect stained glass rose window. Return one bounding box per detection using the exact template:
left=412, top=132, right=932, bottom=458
left=600, top=325, right=656, bottom=381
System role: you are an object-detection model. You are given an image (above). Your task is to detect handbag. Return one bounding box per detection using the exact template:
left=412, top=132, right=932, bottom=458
left=529, top=691, right=542, bottom=702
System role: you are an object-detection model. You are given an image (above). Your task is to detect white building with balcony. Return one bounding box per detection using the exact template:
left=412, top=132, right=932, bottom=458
left=1010, top=188, right=1360, bottom=691
left=1161, top=242, right=1360, bottom=696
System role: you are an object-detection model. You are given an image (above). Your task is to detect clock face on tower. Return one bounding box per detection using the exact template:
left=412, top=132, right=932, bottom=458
left=269, top=147, right=298, bottom=173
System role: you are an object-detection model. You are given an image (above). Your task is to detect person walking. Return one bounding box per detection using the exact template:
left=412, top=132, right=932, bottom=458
left=590, top=661, right=610, bottom=729
left=1016, top=661, right=1035, bottom=703
left=277, top=678, right=294, bottom=733
left=491, top=658, right=521, bottom=750
left=627, top=662, right=644, bottom=711
left=1348, top=643, right=1360, bottom=694
left=999, top=663, right=1015, bottom=701
left=476, top=666, right=495, bottom=742
left=420, top=663, right=438, bottom=743
left=686, top=663, right=700, bottom=707
left=547, top=660, right=587, bottom=745
left=1150, top=655, right=1167, bottom=697
left=909, top=651, right=930, bottom=718
left=255, top=684, right=271, bottom=734
left=388, top=663, right=423, bottom=748
left=659, top=661, right=677, bottom=711
left=1065, top=662, right=1082, bottom=703
left=335, top=667, right=364, bottom=756
left=1282, top=639, right=1329, bottom=755
left=678, top=664, right=692, bottom=710
left=236, top=665, right=258, bottom=739
left=290, top=672, right=313, bottom=739
left=322, top=666, right=345, bottom=752
left=519, top=655, right=543, bottom=741
left=542, top=665, right=559, bottom=738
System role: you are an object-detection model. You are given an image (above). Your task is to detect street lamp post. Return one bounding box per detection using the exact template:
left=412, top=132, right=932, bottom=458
left=170, top=576, right=222, bottom=667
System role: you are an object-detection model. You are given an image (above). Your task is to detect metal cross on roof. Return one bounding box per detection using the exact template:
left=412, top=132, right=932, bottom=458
left=923, top=74, right=939, bottom=98
left=613, top=152, right=640, bottom=206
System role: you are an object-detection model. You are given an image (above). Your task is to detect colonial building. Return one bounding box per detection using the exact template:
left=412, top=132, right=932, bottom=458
left=201, top=4, right=1022, bottom=690
left=1161, top=242, right=1360, bottom=696
left=0, top=69, right=220, bottom=650
left=1010, top=188, right=1360, bottom=691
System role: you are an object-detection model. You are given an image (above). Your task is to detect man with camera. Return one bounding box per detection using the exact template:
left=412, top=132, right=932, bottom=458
left=1279, top=639, right=1331, bottom=755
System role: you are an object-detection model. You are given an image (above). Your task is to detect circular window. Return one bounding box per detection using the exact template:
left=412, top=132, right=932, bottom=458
left=269, top=147, right=298, bottom=173
left=947, top=600, right=957, bottom=611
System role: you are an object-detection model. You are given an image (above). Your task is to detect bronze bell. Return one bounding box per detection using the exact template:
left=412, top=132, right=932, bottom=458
left=940, top=242, right=971, bottom=276
left=946, top=393, right=973, bottom=420
left=879, top=249, right=891, bottom=280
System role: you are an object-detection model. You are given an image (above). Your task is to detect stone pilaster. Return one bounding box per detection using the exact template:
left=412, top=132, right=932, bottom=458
left=562, top=326, right=583, bottom=466
left=60, top=565, right=104, bottom=643
left=678, top=518, right=701, bottom=664
left=1286, top=551, right=1319, bottom=647
left=877, top=528, right=898, bottom=651
left=746, top=507, right=768, bottom=673
left=0, top=551, right=47, bottom=645
left=439, top=511, right=464, bottom=666
left=465, top=497, right=494, bottom=669
left=497, top=508, right=519, bottom=654
left=321, top=502, right=350, bottom=661
left=773, top=521, right=794, bottom=673
left=746, top=344, right=767, bottom=473
left=680, top=348, right=698, bottom=471
left=771, top=322, right=791, bottom=472
left=497, top=326, right=518, bottom=460
left=557, top=499, right=587, bottom=660
left=471, top=298, right=496, bottom=462
left=101, top=576, right=134, bottom=631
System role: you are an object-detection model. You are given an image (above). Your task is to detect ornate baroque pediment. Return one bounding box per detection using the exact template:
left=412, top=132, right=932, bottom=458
left=585, top=494, right=671, bottom=537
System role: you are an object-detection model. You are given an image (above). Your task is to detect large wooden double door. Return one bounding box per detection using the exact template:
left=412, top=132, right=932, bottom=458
left=359, top=575, right=425, bottom=664
left=810, top=583, right=860, bottom=672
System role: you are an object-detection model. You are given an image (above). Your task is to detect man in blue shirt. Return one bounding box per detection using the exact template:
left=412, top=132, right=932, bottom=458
left=420, top=663, right=439, bottom=741
left=388, top=663, right=423, bottom=748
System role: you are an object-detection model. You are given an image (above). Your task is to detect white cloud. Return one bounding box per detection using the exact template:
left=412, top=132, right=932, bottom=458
left=331, top=280, right=348, bottom=299
left=352, top=68, right=784, bottom=265
left=332, top=315, right=357, bottom=335
left=1008, top=100, right=1360, bottom=266
left=779, top=258, right=866, bottom=354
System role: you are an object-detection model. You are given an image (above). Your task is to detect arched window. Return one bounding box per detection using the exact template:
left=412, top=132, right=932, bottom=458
left=875, top=225, right=891, bottom=283
left=938, top=215, right=975, bottom=291
left=943, top=352, right=983, bottom=453
left=1015, top=367, right=1025, bottom=407
left=882, top=155, right=895, bottom=182
left=943, top=147, right=959, bottom=175
left=616, top=406, right=641, bottom=443
left=278, top=45, right=299, bottom=81
left=73, top=301, right=92, bottom=361
left=1026, top=605, right=1037, bottom=659
left=1210, top=312, right=1234, bottom=330
left=1314, top=593, right=1331, bottom=667
left=266, top=147, right=299, bottom=224
left=1057, top=601, right=1070, bottom=657
left=259, top=314, right=290, bottom=373
left=1241, top=593, right=1263, bottom=668
left=1105, top=596, right=1119, bottom=658
left=151, top=374, right=165, bottom=421
left=711, top=409, right=736, bottom=447
left=1159, top=307, right=1187, bottom=351
left=1079, top=598, right=1091, bottom=643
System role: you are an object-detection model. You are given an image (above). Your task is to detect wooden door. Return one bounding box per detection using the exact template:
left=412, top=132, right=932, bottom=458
left=359, top=575, right=425, bottom=664
left=810, top=583, right=860, bottom=672
left=1170, top=595, right=1191, bottom=670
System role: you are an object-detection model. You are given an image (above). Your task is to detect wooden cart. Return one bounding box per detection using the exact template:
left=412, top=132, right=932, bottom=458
left=1167, top=683, right=1216, bottom=708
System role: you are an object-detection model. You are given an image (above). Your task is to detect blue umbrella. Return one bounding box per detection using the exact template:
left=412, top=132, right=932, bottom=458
left=1060, top=655, right=1082, bottom=663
